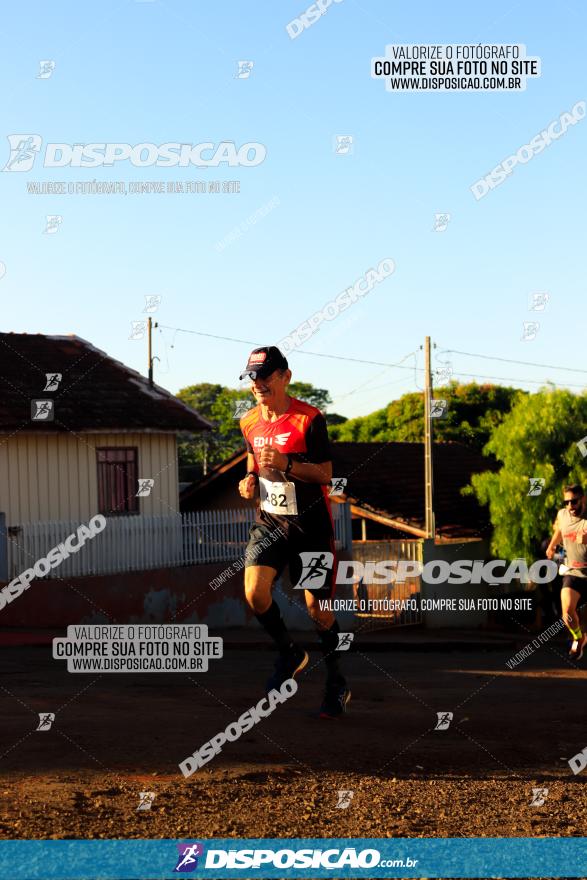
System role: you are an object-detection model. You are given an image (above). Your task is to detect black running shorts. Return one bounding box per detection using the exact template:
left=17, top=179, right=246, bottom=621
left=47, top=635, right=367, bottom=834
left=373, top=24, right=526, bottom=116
left=562, top=574, right=587, bottom=603
left=244, top=521, right=337, bottom=599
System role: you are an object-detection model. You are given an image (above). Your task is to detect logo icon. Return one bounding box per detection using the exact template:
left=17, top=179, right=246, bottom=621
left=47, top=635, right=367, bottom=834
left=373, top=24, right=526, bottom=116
left=336, top=789, right=354, bottom=809
left=253, top=432, right=291, bottom=448
left=43, top=215, right=62, bottom=234
left=136, top=478, right=155, bottom=497
left=528, top=477, right=545, bottom=496
left=434, top=711, right=453, bottom=731
left=294, top=551, right=334, bottom=589
left=137, top=791, right=156, bottom=811
left=235, top=61, right=254, bottom=79
left=433, top=212, right=451, bottom=232
left=174, top=843, right=204, bottom=872
left=430, top=399, right=448, bottom=418
left=31, top=400, right=54, bottom=421
left=329, top=477, right=347, bottom=496
left=529, top=292, right=549, bottom=311
left=435, top=364, right=453, bottom=383
left=334, top=135, right=353, bottom=155
left=36, top=712, right=55, bottom=731
left=129, top=321, right=148, bottom=340
left=233, top=399, right=254, bottom=419
left=336, top=632, right=354, bottom=651
left=3, top=134, right=42, bottom=172
left=521, top=321, right=540, bottom=341
left=530, top=787, right=549, bottom=806
left=37, top=60, right=55, bottom=79
left=568, top=746, right=587, bottom=775
left=143, top=295, right=162, bottom=313
left=43, top=373, right=62, bottom=392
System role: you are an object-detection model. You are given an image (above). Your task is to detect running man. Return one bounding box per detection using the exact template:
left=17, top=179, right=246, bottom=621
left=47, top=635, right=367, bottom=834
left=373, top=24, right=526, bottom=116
left=546, top=484, right=587, bottom=659
left=237, top=346, right=350, bottom=718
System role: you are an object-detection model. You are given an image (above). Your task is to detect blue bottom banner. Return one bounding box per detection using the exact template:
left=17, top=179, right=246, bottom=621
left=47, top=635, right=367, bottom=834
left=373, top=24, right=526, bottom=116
left=1, top=837, right=586, bottom=878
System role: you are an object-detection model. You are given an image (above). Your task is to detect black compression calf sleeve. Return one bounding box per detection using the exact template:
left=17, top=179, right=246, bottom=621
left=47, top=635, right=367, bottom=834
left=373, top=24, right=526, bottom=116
left=255, top=600, right=294, bottom=654
left=317, top=619, right=341, bottom=676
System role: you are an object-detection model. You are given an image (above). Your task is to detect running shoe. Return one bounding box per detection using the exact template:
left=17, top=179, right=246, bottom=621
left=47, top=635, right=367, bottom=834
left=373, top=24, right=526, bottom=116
left=569, top=634, right=587, bottom=660
left=319, top=675, right=351, bottom=719
left=266, top=645, right=309, bottom=693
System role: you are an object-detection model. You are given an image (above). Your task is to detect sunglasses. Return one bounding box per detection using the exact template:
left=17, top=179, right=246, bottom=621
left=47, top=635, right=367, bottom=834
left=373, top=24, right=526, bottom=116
left=251, top=372, right=282, bottom=385
left=564, top=497, right=582, bottom=505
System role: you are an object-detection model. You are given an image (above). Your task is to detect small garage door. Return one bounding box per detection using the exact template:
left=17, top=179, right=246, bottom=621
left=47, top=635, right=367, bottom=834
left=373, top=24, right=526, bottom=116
left=351, top=539, right=423, bottom=625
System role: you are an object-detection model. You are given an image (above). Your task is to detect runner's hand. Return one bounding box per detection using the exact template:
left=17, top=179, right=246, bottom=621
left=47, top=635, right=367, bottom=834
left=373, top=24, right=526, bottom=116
left=258, top=448, right=288, bottom=470
left=546, top=545, right=555, bottom=559
left=239, top=474, right=257, bottom=500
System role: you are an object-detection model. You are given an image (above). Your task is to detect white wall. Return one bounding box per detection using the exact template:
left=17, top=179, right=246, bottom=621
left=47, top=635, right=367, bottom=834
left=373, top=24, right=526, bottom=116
left=0, top=432, right=179, bottom=524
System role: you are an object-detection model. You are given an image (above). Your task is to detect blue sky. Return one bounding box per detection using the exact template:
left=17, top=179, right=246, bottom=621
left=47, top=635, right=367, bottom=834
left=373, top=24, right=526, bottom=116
left=1, top=0, right=585, bottom=418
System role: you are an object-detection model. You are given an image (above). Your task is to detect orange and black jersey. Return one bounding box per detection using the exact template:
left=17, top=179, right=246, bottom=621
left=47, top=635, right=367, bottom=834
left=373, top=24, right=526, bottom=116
left=240, top=397, right=333, bottom=537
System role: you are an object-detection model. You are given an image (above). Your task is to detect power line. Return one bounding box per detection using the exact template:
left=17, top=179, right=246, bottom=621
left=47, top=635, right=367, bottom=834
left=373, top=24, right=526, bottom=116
left=442, top=348, right=587, bottom=376
left=159, top=324, right=587, bottom=378
left=332, top=350, right=420, bottom=401
left=157, top=324, right=586, bottom=391
left=451, top=371, right=585, bottom=388
left=157, top=324, right=418, bottom=371
left=331, top=372, right=585, bottom=410
left=329, top=374, right=409, bottom=408
left=360, top=370, right=586, bottom=394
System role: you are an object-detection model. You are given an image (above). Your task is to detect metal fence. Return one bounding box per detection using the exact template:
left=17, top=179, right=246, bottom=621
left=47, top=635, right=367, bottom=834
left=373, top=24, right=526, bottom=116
left=352, top=539, right=424, bottom=625
left=5, top=504, right=353, bottom=578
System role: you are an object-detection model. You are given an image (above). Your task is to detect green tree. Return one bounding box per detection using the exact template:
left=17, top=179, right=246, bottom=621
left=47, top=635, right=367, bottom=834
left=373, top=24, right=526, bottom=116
left=176, top=384, right=251, bottom=474
left=464, top=388, right=587, bottom=558
left=288, top=382, right=331, bottom=411
left=329, top=407, right=388, bottom=441
left=176, top=383, right=224, bottom=422
left=288, top=381, right=346, bottom=425
left=328, top=382, right=522, bottom=449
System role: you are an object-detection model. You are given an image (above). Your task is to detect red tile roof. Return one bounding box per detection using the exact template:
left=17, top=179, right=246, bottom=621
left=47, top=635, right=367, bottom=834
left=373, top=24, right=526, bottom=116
left=0, top=333, right=211, bottom=433
left=330, top=441, right=496, bottom=539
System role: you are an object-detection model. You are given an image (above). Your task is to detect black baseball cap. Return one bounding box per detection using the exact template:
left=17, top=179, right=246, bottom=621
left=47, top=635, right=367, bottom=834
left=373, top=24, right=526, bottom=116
left=239, top=346, right=288, bottom=381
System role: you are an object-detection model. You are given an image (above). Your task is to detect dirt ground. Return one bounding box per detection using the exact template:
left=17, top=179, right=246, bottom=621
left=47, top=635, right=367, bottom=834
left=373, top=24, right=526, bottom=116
left=1, top=634, right=587, bottom=878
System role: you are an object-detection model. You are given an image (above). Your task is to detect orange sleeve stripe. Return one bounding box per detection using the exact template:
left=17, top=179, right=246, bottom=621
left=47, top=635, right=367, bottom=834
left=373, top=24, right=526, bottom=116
left=240, top=407, right=259, bottom=438
left=288, top=412, right=310, bottom=433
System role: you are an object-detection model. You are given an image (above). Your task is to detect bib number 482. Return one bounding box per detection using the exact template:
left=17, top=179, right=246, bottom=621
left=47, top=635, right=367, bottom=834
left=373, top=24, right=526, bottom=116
left=259, top=478, right=298, bottom=515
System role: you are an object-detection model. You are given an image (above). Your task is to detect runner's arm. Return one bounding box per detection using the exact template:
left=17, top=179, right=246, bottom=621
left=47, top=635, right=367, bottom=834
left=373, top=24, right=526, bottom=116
left=546, top=527, right=563, bottom=558
left=289, top=411, right=332, bottom=484
left=238, top=449, right=259, bottom=500
left=288, top=458, right=332, bottom=485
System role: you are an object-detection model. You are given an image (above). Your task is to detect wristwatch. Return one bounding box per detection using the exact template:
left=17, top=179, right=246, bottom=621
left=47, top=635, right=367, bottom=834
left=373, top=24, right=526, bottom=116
left=284, top=456, right=293, bottom=476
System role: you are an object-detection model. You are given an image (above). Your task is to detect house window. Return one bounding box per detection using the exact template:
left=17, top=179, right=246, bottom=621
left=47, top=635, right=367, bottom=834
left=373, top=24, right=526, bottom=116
left=97, top=447, right=139, bottom=515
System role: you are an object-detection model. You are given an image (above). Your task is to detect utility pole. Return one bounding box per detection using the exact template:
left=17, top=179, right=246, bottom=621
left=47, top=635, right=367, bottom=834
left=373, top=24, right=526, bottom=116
left=423, top=336, right=435, bottom=540
left=202, top=437, right=208, bottom=476
left=147, top=317, right=159, bottom=387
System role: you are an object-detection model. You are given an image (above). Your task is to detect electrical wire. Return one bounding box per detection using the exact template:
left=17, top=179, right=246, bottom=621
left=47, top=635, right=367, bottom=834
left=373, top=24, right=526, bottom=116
left=155, top=324, right=586, bottom=396
left=359, top=371, right=586, bottom=394
left=157, top=324, right=419, bottom=371
left=441, top=348, right=587, bottom=376
left=331, top=349, right=420, bottom=401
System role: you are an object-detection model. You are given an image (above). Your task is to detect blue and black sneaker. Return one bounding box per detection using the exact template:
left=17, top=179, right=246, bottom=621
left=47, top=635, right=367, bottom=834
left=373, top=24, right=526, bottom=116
left=266, top=645, right=309, bottom=694
left=319, top=674, right=351, bottom=719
